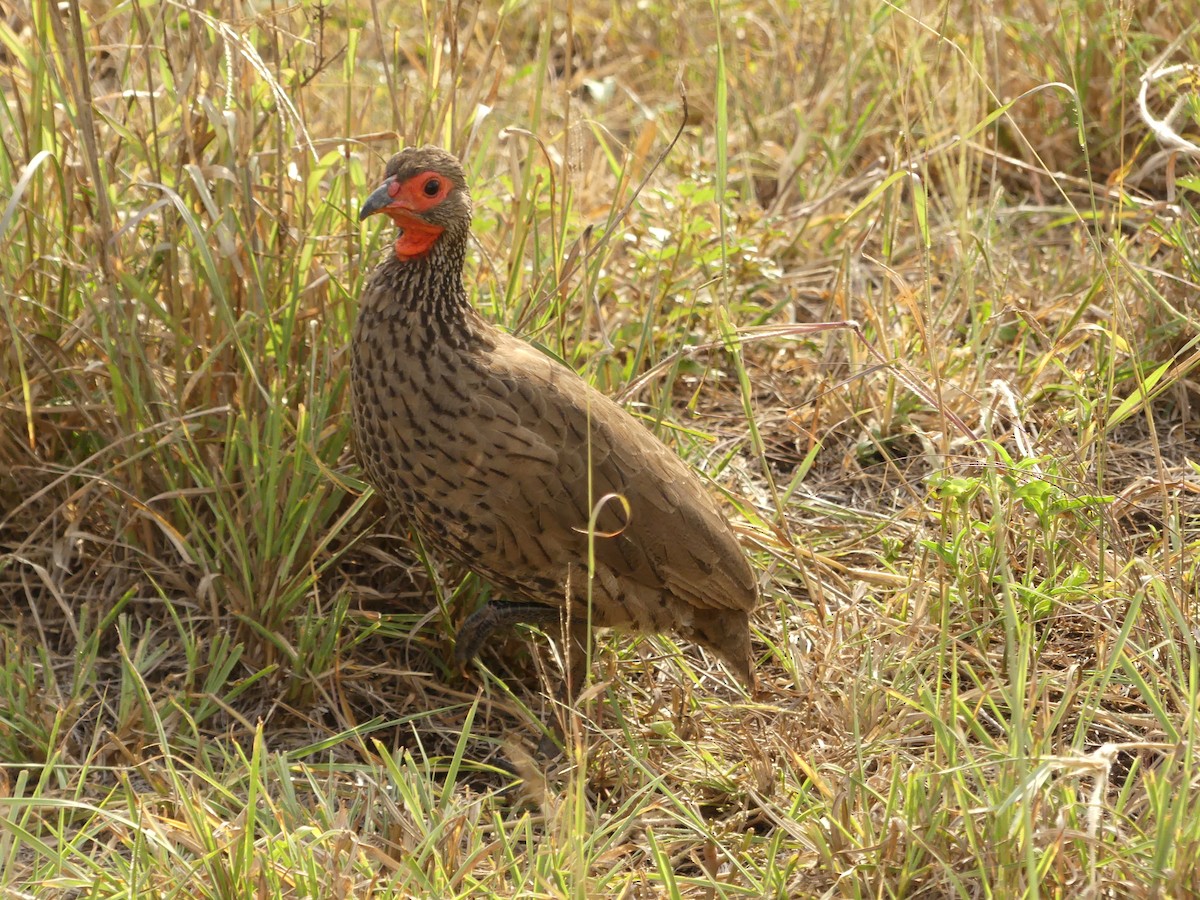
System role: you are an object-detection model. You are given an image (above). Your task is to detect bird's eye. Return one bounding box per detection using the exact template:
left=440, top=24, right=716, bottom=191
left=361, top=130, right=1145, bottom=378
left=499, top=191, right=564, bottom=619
left=423, top=178, right=441, bottom=197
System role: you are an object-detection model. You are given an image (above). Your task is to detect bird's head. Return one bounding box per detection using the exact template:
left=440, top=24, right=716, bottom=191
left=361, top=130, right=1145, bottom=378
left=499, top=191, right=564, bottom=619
left=359, top=146, right=473, bottom=261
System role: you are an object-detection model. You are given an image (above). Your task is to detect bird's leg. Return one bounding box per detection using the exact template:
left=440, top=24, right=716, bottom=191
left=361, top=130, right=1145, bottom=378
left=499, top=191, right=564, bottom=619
left=456, top=602, right=594, bottom=758
left=453, top=601, right=561, bottom=665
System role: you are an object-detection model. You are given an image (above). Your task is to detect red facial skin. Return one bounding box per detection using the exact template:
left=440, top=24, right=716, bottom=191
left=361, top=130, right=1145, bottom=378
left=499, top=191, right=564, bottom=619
left=380, top=170, right=451, bottom=260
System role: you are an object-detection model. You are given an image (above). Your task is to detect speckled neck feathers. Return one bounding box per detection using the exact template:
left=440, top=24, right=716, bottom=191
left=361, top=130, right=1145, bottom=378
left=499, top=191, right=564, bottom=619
left=356, top=237, right=483, bottom=352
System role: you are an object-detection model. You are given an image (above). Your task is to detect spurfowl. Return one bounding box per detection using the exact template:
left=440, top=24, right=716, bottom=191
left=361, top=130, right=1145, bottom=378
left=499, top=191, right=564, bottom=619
left=353, top=146, right=758, bottom=688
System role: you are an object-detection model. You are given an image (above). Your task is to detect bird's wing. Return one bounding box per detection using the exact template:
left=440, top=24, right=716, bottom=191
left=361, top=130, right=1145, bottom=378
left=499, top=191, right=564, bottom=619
left=475, top=333, right=757, bottom=613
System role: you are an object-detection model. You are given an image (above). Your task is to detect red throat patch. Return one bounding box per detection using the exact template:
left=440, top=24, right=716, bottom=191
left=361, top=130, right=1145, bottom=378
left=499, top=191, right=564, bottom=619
left=386, top=211, right=445, bottom=260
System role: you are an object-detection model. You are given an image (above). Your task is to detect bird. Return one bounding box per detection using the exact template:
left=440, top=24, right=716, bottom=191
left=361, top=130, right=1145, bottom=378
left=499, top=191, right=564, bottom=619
left=352, top=145, right=759, bottom=691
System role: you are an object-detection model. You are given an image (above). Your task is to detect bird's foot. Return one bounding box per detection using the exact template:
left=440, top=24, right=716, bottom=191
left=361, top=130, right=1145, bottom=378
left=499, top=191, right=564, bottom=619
left=453, top=601, right=561, bottom=664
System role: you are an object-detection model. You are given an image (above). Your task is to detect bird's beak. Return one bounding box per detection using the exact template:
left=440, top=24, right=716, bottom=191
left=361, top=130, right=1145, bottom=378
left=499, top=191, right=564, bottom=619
left=359, top=178, right=399, bottom=221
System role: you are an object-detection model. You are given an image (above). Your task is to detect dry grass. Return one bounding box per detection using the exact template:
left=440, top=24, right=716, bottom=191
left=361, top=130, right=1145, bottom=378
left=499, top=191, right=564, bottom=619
left=3, top=0, right=1200, bottom=896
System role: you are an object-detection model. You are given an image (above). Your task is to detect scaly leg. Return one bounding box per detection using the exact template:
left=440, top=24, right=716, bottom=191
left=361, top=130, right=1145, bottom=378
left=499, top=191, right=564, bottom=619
left=456, top=602, right=595, bottom=757
left=453, top=601, right=561, bottom=664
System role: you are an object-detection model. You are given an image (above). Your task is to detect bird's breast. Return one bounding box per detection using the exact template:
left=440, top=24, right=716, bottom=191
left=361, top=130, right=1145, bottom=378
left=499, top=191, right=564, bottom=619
left=351, top=314, right=497, bottom=510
